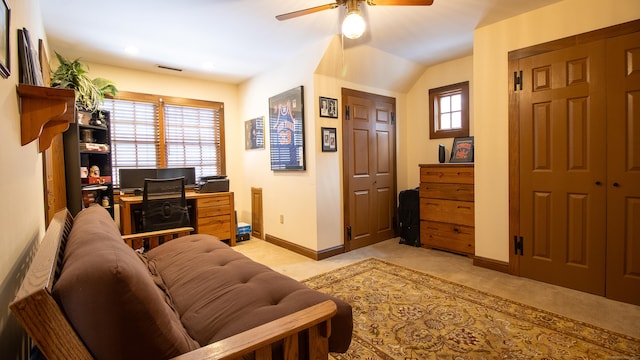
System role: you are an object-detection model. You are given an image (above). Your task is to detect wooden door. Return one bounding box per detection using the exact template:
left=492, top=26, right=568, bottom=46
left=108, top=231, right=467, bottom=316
left=251, top=187, right=264, bottom=240
left=43, top=134, right=67, bottom=226
left=518, top=41, right=608, bottom=295
left=342, top=88, right=396, bottom=251
left=605, top=31, right=640, bottom=304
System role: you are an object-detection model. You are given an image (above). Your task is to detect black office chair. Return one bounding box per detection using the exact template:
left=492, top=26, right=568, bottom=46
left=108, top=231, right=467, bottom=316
left=142, top=177, right=191, bottom=232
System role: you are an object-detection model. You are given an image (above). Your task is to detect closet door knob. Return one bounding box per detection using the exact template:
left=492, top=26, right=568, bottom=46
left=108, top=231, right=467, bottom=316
left=613, top=182, right=620, bottom=188
left=595, top=181, right=602, bottom=186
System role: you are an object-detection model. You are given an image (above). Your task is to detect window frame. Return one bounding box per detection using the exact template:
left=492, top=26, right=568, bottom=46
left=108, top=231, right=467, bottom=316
left=105, top=91, right=226, bottom=188
left=429, top=81, right=470, bottom=139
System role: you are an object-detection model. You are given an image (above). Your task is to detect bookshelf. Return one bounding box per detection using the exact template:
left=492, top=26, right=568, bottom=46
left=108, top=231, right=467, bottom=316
left=63, top=110, right=114, bottom=218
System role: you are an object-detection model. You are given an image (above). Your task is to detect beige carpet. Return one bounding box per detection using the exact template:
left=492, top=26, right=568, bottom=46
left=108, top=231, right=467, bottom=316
left=302, top=258, right=640, bottom=359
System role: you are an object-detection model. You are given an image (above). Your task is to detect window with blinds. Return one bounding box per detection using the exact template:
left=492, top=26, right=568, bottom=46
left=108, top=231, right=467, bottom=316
left=164, top=104, right=222, bottom=181
left=102, top=92, right=225, bottom=187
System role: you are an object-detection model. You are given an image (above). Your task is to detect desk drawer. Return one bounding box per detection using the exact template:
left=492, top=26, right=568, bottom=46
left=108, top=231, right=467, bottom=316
left=420, top=198, right=474, bottom=227
left=198, top=196, right=230, bottom=208
left=198, top=205, right=231, bottom=218
left=198, top=215, right=231, bottom=239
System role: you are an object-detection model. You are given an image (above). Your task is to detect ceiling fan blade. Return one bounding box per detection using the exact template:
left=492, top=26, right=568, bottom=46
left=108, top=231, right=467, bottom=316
left=367, top=0, right=434, bottom=5
left=276, top=3, right=340, bottom=21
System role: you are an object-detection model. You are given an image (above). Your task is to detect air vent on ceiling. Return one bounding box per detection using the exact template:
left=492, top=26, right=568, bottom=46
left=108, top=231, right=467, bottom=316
left=156, top=64, right=183, bottom=72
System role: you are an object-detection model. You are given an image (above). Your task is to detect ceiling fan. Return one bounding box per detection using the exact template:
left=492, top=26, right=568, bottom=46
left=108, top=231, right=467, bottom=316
left=276, top=0, right=435, bottom=39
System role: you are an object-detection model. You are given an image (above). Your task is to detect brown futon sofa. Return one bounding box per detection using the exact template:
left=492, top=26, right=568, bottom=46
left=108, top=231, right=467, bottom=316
left=10, top=205, right=352, bottom=359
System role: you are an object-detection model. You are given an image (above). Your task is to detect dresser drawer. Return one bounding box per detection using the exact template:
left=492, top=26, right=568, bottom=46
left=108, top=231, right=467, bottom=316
left=420, top=165, right=474, bottom=184
left=420, top=182, right=474, bottom=202
left=420, top=198, right=474, bottom=227
left=420, top=221, right=474, bottom=255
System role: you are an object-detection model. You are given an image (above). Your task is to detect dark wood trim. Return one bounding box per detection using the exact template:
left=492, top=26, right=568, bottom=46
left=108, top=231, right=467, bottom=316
left=473, top=256, right=510, bottom=274
left=265, top=234, right=345, bottom=261
left=317, top=245, right=346, bottom=260
left=508, top=19, right=640, bottom=61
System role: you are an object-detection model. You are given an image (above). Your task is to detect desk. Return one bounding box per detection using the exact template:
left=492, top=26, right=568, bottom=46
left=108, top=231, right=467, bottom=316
left=119, top=191, right=236, bottom=246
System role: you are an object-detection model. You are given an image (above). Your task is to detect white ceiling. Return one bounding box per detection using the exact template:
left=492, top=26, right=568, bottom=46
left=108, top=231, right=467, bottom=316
left=39, top=0, right=562, bottom=84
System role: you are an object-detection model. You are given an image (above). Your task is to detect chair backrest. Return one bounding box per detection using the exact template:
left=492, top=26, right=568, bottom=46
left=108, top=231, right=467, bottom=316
left=142, top=177, right=190, bottom=232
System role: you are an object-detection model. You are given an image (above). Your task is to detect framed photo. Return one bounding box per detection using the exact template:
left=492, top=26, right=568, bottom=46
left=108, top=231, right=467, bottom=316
left=319, top=96, right=338, bottom=118
left=321, top=127, right=337, bottom=152
left=0, top=0, right=10, bottom=78
left=244, top=116, right=264, bottom=150
left=269, top=86, right=306, bottom=171
left=450, top=136, right=474, bottom=163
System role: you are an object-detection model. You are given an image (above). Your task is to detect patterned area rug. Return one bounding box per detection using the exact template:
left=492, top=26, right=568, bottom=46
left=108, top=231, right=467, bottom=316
left=302, top=258, right=640, bottom=359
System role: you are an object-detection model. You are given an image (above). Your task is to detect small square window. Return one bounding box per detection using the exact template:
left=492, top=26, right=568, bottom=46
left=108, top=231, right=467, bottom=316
left=429, top=81, right=469, bottom=139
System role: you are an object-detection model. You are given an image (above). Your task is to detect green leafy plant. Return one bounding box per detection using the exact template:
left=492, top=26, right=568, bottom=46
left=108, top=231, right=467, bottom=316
left=50, top=52, right=118, bottom=113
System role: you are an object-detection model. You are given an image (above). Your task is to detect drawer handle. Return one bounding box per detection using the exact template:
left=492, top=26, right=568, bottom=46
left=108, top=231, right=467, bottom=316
left=453, top=227, right=460, bottom=233
left=457, top=205, right=471, bottom=210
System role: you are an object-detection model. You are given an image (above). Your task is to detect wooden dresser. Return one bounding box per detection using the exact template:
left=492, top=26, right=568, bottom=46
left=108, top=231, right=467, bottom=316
left=419, top=164, right=474, bottom=256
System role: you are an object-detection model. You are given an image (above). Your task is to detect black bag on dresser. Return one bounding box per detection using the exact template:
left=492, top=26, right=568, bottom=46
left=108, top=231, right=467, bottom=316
left=398, top=187, right=420, bottom=247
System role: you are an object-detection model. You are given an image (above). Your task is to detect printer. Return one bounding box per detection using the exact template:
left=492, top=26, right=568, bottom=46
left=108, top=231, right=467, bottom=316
left=196, top=175, right=229, bottom=193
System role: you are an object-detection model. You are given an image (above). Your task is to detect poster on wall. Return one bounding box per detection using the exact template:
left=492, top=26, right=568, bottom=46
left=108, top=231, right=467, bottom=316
left=269, top=86, right=306, bottom=171
left=244, top=116, right=264, bottom=150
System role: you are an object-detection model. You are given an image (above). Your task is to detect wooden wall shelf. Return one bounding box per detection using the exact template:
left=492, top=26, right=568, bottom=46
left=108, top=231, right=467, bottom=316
left=18, top=84, right=76, bottom=152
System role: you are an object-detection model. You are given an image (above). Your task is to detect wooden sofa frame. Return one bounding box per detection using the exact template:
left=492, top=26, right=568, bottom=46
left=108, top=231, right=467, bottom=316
left=10, top=209, right=337, bottom=360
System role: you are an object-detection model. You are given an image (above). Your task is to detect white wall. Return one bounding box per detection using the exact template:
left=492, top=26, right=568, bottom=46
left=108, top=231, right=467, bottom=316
left=312, top=37, right=413, bottom=250
left=0, top=0, right=50, bottom=356
left=473, top=0, right=640, bottom=262
left=237, top=38, right=328, bottom=251
left=404, top=55, right=474, bottom=191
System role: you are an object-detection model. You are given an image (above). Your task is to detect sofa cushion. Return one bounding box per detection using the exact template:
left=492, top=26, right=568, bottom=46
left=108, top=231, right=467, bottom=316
left=144, top=234, right=353, bottom=352
left=52, top=205, right=199, bottom=360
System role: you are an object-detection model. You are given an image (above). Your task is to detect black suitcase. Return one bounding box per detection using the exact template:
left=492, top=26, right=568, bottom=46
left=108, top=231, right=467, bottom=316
left=398, top=187, right=420, bottom=247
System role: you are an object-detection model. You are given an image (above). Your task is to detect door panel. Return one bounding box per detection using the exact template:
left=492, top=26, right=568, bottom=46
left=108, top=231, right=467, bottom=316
left=343, top=88, right=396, bottom=251
left=605, top=31, right=640, bottom=305
left=519, top=40, right=608, bottom=295
left=43, top=134, right=67, bottom=227
left=251, top=187, right=263, bottom=239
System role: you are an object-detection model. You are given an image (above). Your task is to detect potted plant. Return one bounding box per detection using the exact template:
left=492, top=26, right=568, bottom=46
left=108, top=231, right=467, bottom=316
left=50, top=52, right=118, bottom=121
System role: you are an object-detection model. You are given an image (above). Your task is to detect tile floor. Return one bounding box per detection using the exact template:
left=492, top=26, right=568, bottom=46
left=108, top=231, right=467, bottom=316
left=233, top=237, right=640, bottom=339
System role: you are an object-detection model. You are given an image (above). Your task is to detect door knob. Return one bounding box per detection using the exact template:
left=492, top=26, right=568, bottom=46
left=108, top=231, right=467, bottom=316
left=595, top=181, right=602, bottom=186
left=613, top=182, right=620, bottom=188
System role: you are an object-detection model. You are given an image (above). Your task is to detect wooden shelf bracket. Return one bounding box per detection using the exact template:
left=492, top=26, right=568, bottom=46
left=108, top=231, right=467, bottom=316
left=18, top=84, right=76, bottom=152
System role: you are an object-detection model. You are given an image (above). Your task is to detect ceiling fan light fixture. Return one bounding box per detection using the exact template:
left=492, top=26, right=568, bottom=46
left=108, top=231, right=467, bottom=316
left=342, top=8, right=366, bottom=39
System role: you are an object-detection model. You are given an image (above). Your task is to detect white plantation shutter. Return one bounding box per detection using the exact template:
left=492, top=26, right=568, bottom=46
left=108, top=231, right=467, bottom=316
left=164, top=104, right=222, bottom=181
left=103, top=92, right=225, bottom=188
left=103, top=98, right=158, bottom=187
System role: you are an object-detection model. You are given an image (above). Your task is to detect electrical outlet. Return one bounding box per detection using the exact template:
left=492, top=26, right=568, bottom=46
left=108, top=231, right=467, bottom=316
left=279, top=214, right=284, bottom=224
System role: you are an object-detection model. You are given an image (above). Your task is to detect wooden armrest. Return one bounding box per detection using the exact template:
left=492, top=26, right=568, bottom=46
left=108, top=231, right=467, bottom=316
left=122, top=227, right=194, bottom=251
left=171, top=300, right=337, bottom=360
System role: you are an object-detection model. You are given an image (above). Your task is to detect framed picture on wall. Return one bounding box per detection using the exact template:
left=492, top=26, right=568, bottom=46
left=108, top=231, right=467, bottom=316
left=450, top=136, right=474, bottom=163
left=269, top=86, right=306, bottom=171
left=0, top=0, right=10, bottom=79
left=244, top=116, right=264, bottom=150
left=321, top=127, right=337, bottom=152
left=319, top=96, right=338, bottom=118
